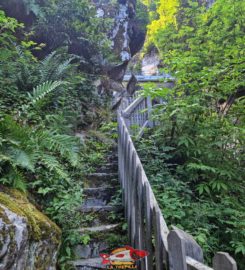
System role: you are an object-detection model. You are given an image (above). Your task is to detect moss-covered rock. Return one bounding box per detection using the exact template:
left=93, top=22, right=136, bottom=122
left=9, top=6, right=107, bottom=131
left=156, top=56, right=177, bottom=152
left=0, top=188, right=61, bottom=270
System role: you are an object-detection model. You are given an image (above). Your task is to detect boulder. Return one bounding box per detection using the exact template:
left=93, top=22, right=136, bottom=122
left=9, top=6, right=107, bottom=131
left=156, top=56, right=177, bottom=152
left=0, top=188, right=61, bottom=270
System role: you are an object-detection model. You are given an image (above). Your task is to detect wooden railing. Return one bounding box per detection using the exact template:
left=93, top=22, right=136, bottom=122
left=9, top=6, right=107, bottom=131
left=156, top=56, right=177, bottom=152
left=117, top=95, right=238, bottom=270
left=118, top=111, right=169, bottom=270
left=121, top=95, right=152, bottom=138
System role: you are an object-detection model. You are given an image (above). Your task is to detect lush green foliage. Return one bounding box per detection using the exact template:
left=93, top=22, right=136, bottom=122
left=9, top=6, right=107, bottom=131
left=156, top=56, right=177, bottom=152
left=136, top=0, right=245, bottom=267
left=0, top=7, right=115, bottom=268
left=33, top=0, right=113, bottom=55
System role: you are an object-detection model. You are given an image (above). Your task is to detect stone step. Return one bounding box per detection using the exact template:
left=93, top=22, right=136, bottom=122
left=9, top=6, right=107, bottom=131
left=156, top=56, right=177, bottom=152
left=79, top=210, right=122, bottom=227
left=96, top=164, right=118, bottom=174
left=72, top=258, right=106, bottom=269
left=80, top=205, right=122, bottom=213
left=102, top=161, right=118, bottom=166
left=73, top=241, right=109, bottom=261
left=84, top=186, right=116, bottom=196
left=76, top=224, right=120, bottom=233
left=107, top=154, right=118, bottom=161
left=83, top=187, right=118, bottom=204
left=85, top=173, right=119, bottom=188
left=95, top=159, right=118, bottom=170
left=83, top=198, right=107, bottom=207
left=87, top=172, right=118, bottom=179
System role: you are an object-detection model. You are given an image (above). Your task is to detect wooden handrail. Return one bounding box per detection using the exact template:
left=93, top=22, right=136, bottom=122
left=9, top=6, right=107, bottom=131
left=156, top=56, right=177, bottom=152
left=122, top=96, right=145, bottom=118
left=117, top=94, right=237, bottom=270
left=186, top=257, right=213, bottom=270
left=118, top=112, right=169, bottom=269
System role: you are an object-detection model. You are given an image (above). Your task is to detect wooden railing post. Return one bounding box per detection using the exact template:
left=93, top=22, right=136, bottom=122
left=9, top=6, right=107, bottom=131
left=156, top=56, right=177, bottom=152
left=143, top=184, right=153, bottom=270
left=121, top=126, right=126, bottom=201
left=137, top=168, right=144, bottom=249
left=167, top=228, right=203, bottom=270
left=153, top=207, right=165, bottom=270
left=130, top=160, right=137, bottom=247
left=125, top=144, right=132, bottom=218
left=146, top=96, right=153, bottom=128
left=128, top=151, right=136, bottom=242
left=124, top=141, right=130, bottom=218
left=213, top=252, right=237, bottom=270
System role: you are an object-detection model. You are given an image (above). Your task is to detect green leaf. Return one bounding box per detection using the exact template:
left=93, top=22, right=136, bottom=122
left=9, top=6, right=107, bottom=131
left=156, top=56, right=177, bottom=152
left=28, top=81, right=66, bottom=106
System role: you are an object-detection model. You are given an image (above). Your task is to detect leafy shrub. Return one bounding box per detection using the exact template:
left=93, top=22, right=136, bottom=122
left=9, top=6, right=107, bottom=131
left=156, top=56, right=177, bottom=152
left=136, top=0, right=245, bottom=267
left=0, top=4, right=118, bottom=269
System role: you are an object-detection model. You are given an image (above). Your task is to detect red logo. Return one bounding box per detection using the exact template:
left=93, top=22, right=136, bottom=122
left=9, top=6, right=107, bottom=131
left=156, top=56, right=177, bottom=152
left=100, top=246, right=148, bottom=268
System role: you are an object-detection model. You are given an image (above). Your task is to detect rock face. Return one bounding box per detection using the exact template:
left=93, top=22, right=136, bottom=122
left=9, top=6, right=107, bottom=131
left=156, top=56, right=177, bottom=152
left=96, top=0, right=145, bottom=64
left=109, top=0, right=146, bottom=76
left=206, top=0, right=215, bottom=7
left=95, top=0, right=147, bottom=94
left=0, top=188, right=61, bottom=270
left=141, top=50, right=160, bottom=76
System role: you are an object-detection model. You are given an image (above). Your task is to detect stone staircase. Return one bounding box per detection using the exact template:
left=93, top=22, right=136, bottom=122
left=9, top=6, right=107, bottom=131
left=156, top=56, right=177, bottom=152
left=71, top=148, right=127, bottom=269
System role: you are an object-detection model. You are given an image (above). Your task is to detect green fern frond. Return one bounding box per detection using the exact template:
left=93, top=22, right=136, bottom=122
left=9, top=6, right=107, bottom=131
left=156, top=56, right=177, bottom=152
left=28, top=81, right=65, bottom=105
left=8, top=148, right=35, bottom=172
left=0, top=143, right=36, bottom=173
left=36, top=130, right=80, bottom=166
left=38, top=52, right=76, bottom=83
left=0, top=116, right=37, bottom=172
left=12, top=169, right=27, bottom=192
left=40, top=153, right=70, bottom=181
left=39, top=51, right=57, bottom=83
left=40, top=51, right=57, bottom=67
left=55, top=57, right=75, bottom=78
left=1, top=168, right=27, bottom=192
left=0, top=115, right=30, bottom=145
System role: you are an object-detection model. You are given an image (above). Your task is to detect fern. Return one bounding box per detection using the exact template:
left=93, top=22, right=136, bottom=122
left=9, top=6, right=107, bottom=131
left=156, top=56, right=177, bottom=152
left=0, top=162, right=27, bottom=192
left=1, top=115, right=79, bottom=168
left=8, top=148, right=35, bottom=172
left=36, top=130, right=80, bottom=166
left=39, top=51, right=57, bottom=83
left=12, top=168, right=27, bottom=192
left=28, top=81, right=65, bottom=105
left=45, top=134, right=79, bottom=166
left=0, top=117, right=37, bottom=171
left=55, top=57, right=76, bottom=78
left=39, top=51, right=75, bottom=83
left=0, top=115, right=79, bottom=191
left=40, top=153, right=70, bottom=181
left=15, top=51, right=74, bottom=93
left=0, top=115, right=30, bottom=144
